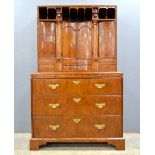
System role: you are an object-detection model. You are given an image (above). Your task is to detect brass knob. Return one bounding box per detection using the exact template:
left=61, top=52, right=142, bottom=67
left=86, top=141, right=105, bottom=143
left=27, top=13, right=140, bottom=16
left=95, top=103, right=106, bottom=109
left=49, top=124, right=60, bottom=131
left=49, top=103, right=60, bottom=109
left=95, top=83, right=106, bottom=89
left=73, top=118, right=81, bottom=124
left=95, top=124, right=105, bottom=130
left=49, top=83, right=59, bottom=90
left=73, top=98, right=81, bottom=103
left=73, top=80, right=80, bottom=85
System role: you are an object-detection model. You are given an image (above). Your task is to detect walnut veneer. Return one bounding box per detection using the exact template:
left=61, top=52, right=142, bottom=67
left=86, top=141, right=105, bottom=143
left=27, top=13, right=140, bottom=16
left=30, top=5, right=125, bottom=150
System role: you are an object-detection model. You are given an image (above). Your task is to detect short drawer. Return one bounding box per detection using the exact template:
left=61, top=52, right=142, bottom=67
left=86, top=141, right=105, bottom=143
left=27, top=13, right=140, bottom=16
left=33, top=116, right=122, bottom=138
left=33, top=117, right=78, bottom=138
left=63, top=65, right=92, bottom=71
left=32, top=96, right=122, bottom=116
left=78, top=116, right=122, bottom=138
left=32, top=78, right=122, bottom=96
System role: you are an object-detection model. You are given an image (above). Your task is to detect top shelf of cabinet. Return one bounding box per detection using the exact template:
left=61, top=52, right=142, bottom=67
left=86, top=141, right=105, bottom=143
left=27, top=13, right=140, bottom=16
left=38, top=6, right=117, bottom=22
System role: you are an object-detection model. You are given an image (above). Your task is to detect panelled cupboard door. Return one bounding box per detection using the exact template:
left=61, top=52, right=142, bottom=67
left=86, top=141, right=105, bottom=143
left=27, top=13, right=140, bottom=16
left=38, top=22, right=56, bottom=59
left=62, top=22, right=77, bottom=58
left=62, top=22, right=92, bottom=59
left=99, top=21, right=116, bottom=58
left=76, top=22, right=92, bottom=58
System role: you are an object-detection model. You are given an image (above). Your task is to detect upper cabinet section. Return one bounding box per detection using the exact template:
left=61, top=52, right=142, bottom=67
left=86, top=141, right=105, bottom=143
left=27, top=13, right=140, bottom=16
left=37, top=6, right=117, bottom=72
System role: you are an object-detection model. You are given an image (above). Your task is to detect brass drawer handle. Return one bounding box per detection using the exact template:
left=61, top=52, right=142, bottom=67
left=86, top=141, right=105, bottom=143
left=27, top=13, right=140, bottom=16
left=73, top=80, right=80, bottom=85
left=95, top=124, right=105, bottom=130
left=49, top=124, right=60, bottom=131
left=49, top=83, right=59, bottom=90
left=95, top=103, right=106, bottom=109
left=95, top=83, right=106, bottom=89
left=73, top=118, right=81, bottom=124
left=73, top=98, right=81, bottom=103
left=49, top=103, right=60, bottom=109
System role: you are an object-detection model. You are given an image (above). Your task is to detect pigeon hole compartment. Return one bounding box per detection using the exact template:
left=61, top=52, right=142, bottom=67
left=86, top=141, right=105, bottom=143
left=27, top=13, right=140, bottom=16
left=48, top=8, right=56, bottom=19
left=85, top=8, right=92, bottom=21
left=70, top=8, right=78, bottom=22
left=99, top=8, right=107, bottom=19
left=77, top=8, right=85, bottom=22
left=62, top=7, right=70, bottom=21
left=107, top=8, right=115, bottom=19
left=39, top=7, right=47, bottom=19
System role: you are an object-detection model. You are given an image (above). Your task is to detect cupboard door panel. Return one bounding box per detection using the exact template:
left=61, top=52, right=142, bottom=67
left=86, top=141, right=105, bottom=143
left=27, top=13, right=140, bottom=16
left=77, top=22, right=92, bottom=58
left=62, top=22, right=77, bottom=58
left=38, top=22, right=56, bottom=59
left=99, top=21, right=116, bottom=58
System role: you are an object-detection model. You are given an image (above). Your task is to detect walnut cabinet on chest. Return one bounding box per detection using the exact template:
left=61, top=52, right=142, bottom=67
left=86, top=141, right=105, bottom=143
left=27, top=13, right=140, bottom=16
left=30, top=5, right=125, bottom=150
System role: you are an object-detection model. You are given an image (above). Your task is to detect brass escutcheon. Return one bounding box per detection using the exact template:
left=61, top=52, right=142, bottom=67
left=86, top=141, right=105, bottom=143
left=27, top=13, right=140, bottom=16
left=73, top=98, right=81, bottom=103
left=95, top=124, right=105, bottom=130
left=95, top=103, right=106, bottom=109
left=73, top=80, right=80, bottom=85
left=73, top=118, right=81, bottom=124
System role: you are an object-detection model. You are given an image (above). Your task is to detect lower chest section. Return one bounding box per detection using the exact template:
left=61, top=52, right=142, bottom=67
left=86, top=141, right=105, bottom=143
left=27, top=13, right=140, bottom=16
left=31, top=75, right=123, bottom=138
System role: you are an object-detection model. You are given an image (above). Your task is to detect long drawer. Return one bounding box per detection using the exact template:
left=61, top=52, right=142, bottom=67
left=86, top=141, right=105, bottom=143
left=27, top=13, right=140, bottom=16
left=32, top=78, right=122, bottom=96
left=33, top=116, right=122, bottom=138
left=32, top=95, right=122, bottom=116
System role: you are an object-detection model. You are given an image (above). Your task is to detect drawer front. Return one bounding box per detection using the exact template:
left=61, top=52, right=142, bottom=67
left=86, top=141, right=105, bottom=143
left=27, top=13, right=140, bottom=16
left=32, top=96, right=122, bottom=116
left=63, top=59, right=91, bottom=66
left=33, top=117, right=77, bottom=138
left=32, top=78, right=122, bottom=96
left=78, top=116, right=122, bottom=138
left=63, top=65, right=91, bottom=71
left=33, top=116, right=122, bottom=138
